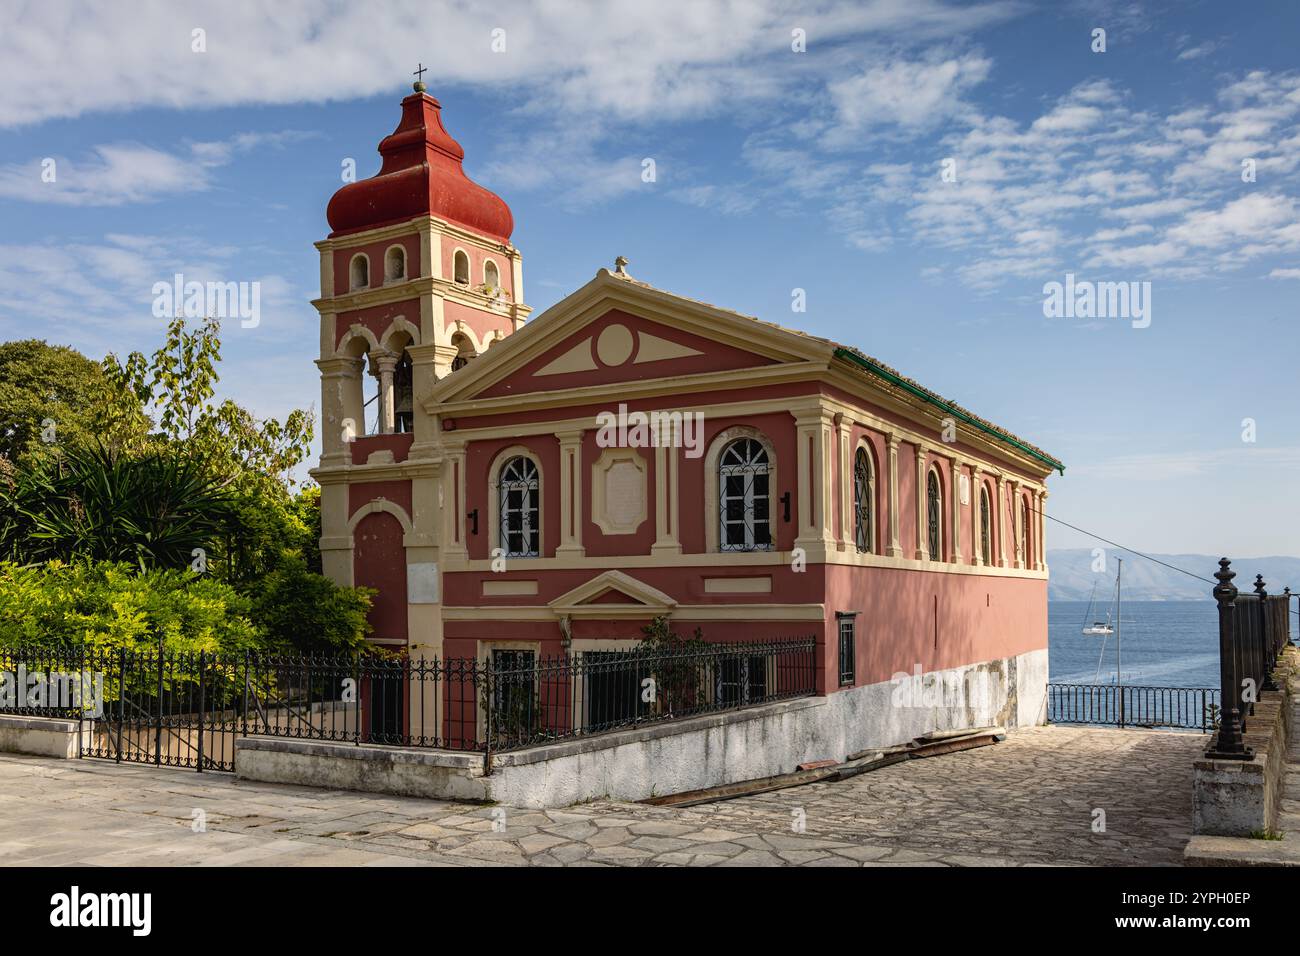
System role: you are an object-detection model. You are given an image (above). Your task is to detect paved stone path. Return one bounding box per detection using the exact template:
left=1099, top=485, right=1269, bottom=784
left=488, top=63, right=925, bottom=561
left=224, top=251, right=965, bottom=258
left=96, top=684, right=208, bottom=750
left=0, top=726, right=1201, bottom=867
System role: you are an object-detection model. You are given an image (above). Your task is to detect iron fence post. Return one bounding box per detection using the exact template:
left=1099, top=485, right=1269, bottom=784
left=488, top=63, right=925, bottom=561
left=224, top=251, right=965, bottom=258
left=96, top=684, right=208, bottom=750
left=1286, top=588, right=1295, bottom=647
left=154, top=649, right=164, bottom=767
left=1206, top=558, right=1252, bottom=759
left=483, top=662, right=493, bottom=777
left=1256, top=576, right=1278, bottom=692
left=196, top=651, right=206, bottom=773
left=116, top=647, right=125, bottom=764
left=76, top=646, right=84, bottom=760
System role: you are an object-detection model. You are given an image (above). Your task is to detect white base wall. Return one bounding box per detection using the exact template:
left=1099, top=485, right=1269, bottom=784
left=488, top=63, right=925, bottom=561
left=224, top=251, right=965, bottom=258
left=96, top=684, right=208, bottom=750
left=237, top=648, right=1047, bottom=808
left=0, top=715, right=87, bottom=759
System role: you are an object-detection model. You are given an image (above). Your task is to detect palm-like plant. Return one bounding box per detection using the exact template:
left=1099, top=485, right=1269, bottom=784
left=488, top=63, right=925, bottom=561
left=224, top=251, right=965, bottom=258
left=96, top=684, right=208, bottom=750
left=0, top=444, right=234, bottom=571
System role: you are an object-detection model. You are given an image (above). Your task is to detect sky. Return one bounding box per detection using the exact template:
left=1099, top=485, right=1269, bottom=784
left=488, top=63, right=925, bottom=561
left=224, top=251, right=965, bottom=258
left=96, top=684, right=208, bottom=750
left=1, top=0, right=1298, bottom=560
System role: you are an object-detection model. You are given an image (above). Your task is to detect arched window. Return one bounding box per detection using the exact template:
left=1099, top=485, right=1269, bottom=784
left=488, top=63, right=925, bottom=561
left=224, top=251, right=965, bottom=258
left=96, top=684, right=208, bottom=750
left=350, top=254, right=369, bottom=291
left=926, top=470, right=942, bottom=560
left=499, top=456, right=539, bottom=558
left=484, top=259, right=500, bottom=289
left=385, top=246, right=406, bottom=283
left=719, top=438, right=772, bottom=552
left=453, top=250, right=470, bottom=285
left=979, top=486, right=992, bottom=564
left=853, top=447, right=873, bottom=554
left=1021, top=498, right=1031, bottom=567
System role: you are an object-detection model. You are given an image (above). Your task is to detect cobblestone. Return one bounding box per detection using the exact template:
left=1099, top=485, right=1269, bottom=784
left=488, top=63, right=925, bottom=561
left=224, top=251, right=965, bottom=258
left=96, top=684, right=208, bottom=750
left=0, top=726, right=1200, bottom=866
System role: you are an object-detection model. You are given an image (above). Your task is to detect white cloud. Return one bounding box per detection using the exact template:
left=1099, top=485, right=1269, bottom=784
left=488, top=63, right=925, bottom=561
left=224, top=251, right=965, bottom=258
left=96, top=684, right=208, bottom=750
left=0, top=131, right=312, bottom=206
left=0, top=0, right=1021, bottom=128
left=0, top=144, right=204, bottom=206
left=1177, top=43, right=1218, bottom=61
left=827, top=53, right=992, bottom=133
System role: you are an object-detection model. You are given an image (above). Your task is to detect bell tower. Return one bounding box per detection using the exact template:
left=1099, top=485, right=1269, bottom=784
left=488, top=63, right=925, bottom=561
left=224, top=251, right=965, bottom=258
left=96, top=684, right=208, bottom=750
left=311, top=78, right=529, bottom=646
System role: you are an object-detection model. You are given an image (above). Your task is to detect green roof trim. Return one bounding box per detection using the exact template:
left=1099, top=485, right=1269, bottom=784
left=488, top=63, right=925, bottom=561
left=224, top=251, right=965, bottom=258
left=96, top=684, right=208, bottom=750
left=832, top=347, right=1065, bottom=475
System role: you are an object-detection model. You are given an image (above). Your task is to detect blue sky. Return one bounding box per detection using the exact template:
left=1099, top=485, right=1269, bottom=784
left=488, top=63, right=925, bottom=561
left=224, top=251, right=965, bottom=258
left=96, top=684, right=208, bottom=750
left=1, top=0, right=1298, bottom=559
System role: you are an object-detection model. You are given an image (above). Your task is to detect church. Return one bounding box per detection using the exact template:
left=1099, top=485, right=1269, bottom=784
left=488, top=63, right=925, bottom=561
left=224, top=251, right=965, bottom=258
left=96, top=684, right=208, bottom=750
left=310, top=80, right=1062, bottom=746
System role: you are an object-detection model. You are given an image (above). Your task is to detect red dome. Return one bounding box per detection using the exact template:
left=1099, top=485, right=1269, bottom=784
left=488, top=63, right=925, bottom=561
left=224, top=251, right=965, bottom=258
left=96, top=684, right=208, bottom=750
left=326, top=91, right=514, bottom=242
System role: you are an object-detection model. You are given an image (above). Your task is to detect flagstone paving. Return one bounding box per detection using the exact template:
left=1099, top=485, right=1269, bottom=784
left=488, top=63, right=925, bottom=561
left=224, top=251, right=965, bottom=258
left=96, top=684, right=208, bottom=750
left=0, top=726, right=1201, bottom=867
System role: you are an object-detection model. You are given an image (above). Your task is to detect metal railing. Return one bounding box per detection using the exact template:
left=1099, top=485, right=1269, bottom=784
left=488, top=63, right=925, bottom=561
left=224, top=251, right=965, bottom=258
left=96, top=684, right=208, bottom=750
left=0, top=638, right=818, bottom=772
left=1047, top=682, right=1219, bottom=732
left=1205, top=560, right=1293, bottom=759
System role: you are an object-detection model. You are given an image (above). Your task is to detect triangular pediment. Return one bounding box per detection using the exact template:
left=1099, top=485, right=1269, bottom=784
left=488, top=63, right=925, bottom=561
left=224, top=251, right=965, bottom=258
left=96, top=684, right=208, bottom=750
left=548, top=570, right=677, bottom=619
left=425, top=269, right=835, bottom=410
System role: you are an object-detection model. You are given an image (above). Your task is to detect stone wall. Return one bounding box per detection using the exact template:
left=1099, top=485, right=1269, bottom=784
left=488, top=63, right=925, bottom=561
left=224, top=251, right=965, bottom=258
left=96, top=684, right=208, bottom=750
left=237, top=647, right=1047, bottom=808
left=1192, top=646, right=1297, bottom=837
left=0, top=715, right=88, bottom=759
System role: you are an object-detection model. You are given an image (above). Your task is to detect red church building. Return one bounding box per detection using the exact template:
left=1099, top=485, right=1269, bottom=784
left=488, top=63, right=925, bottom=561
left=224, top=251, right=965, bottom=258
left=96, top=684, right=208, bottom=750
left=311, top=81, right=1062, bottom=757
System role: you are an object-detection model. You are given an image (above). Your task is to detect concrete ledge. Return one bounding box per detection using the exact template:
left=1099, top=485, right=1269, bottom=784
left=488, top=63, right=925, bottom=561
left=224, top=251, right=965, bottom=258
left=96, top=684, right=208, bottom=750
left=1185, top=832, right=1300, bottom=867
left=1192, top=647, right=1297, bottom=839
left=490, top=696, right=826, bottom=768
left=235, top=736, right=490, bottom=802
left=236, top=647, right=1046, bottom=808
left=0, top=715, right=88, bottom=759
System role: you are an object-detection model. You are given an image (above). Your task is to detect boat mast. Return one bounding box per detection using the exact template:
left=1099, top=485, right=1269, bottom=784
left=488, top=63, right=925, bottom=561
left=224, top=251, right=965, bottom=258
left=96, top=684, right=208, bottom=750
left=1115, top=558, right=1123, bottom=684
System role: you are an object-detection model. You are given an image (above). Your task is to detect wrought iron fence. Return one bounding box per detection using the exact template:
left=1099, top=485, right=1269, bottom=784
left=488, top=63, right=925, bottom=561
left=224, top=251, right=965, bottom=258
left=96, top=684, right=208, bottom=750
left=0, top=637, right=818, bottom=772
left=1047, top=682, right=1219, bottom=732
left=1205, top=560, right=1293, bottom=759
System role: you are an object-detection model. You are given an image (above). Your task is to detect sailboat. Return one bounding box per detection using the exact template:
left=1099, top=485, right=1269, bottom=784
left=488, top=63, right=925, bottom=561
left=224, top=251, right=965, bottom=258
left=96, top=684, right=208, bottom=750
left=1093, top=558, right=1124, bottom=685
left=1081, top=577, right=1116, bottom=636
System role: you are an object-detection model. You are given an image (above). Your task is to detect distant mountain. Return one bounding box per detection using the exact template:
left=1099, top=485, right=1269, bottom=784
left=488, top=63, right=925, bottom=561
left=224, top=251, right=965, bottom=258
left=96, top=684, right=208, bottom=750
left=1046, top=549, right=1300, bottom=601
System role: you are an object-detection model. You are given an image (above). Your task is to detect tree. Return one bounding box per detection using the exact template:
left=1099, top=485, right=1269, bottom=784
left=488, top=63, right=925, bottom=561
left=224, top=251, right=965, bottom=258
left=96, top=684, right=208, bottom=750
left=0, top=443, right=235, bottom=571
left=96, top=315, right=314, bottom=498
left=0, top=340, right=107, bottom=465
left=94, top=316, right=318, bottom=581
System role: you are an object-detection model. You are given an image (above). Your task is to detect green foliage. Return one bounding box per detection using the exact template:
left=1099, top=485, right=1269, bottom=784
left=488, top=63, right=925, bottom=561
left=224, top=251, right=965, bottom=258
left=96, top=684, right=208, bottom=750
left=0, top=443, right=235, bottom=571
left=244, top=554, right=372, bottom=654
left=638, top=615, right=706, bottom=653
left=0, top=561, right=260, bottom=655
left=637, top=616, right=707, bottom=716
left=0, top=339, right=107, bottom=465
left=95, top=316, right=314, bottom=498
left=0, top=318, right=368, bottom=656
left=0, top=558, right=370, bottom=656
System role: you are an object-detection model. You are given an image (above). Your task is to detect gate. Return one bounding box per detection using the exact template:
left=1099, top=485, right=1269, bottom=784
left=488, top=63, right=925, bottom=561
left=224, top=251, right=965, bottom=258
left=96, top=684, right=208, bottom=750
left=78, top=649, right=239, bottom=771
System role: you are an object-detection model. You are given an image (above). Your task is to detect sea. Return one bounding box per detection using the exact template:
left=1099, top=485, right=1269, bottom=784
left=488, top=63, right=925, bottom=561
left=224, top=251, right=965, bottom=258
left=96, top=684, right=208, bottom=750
left=1048, top=600, right=1255, bottom=689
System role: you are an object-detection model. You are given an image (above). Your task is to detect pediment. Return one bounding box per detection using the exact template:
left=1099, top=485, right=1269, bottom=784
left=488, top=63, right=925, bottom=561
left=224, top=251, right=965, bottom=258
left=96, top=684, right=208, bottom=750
left=548, top=570, right=677, bottom=620
left=425, top=269, right=834, bottom=409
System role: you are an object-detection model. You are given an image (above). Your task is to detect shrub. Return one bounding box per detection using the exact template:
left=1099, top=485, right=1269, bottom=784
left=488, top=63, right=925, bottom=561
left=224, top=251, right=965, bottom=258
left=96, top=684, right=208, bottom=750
left=0, top=561, right=259, bottom=655
left=242, top=554, right=373, bottom=654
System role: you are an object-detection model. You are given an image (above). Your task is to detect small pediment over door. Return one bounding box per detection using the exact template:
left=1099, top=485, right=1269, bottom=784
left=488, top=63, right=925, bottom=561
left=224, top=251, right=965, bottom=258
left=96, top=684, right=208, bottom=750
left=547, top=570, right=677, bottom=620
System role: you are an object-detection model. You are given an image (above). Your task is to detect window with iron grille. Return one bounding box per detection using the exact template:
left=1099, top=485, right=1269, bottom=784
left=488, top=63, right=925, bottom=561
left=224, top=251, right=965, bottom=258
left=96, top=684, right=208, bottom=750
left=583, top=651, right=652, bottom=731
left=719, top=438, right=772, bottom=552
left=837, top=615, right=856, bottom=686
left=490, top=648, right=537, bottom=740
left=926, top=470, right=942, bottom=560
left=499, top=456, right=539, bottom=557
left=980, top=486, right=992, bottom=564
left=853, top=447, right=873, bottom=553
left=715, top=654, right=769, bottom=706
